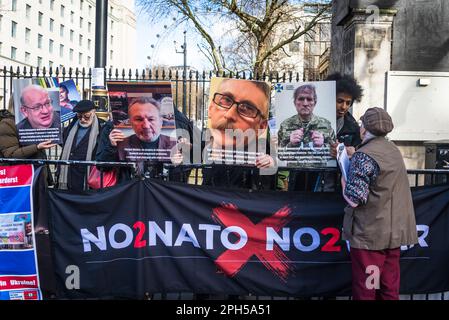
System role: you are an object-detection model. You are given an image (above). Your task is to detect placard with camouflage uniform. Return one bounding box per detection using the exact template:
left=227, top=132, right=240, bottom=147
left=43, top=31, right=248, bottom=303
left=273, top=81, right=336, bottom=168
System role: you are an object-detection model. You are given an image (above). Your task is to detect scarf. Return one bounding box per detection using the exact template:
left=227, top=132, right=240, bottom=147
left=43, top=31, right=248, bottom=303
left=58, top=114, right=99, bottom=189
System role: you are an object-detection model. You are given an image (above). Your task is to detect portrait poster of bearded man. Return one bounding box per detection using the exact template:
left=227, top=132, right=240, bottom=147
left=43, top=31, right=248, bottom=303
left=205, top=77, right=271, bottom=166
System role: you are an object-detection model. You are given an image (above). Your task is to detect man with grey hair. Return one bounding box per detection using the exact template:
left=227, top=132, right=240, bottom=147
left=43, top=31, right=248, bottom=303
left=342, top=107, right=418, bottom=300
left=278, top=84, right=335, bottom=149
left=98, top=97, right=177, bottom=163
left=17, top=85, right=60, bottom=130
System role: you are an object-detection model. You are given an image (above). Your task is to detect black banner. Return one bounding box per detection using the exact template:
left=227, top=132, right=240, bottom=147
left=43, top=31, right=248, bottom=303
left=48, top=180, right=449, bottom=299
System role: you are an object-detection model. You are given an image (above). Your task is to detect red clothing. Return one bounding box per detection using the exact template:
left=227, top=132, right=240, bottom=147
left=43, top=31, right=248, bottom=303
left=350, top=247, right=400, bottom=300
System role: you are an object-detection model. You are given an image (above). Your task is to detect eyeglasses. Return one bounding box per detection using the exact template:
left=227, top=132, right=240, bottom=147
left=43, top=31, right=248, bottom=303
left=23, top=99, right=53, bottom=112
left=213, top=93, right=263, bottom=119
left=77, top=112, right=93, bottom=120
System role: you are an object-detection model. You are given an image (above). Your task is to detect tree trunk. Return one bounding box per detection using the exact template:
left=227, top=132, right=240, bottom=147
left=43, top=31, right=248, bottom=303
left=254, top=42, right=267, bottom=76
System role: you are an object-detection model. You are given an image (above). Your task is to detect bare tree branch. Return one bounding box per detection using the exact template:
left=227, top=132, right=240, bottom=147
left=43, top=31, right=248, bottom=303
left=257, top=3, right=330, bottom=65
left=137, top=0, right=331, bottom=74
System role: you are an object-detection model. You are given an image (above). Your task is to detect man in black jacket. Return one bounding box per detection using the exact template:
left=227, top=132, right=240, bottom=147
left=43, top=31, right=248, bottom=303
left=58, top=100, right=106, bottom=191
left=327, top=73, right=364, bottom=154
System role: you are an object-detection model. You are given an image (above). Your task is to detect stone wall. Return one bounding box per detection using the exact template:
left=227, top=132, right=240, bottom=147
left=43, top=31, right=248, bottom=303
left=331, top=0, right=449, bottom=74
left=329, top=0, right=449, bottom=169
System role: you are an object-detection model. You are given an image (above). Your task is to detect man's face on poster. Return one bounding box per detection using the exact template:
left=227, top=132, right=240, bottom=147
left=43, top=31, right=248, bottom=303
left=20, top=87, right=54, bottom=129
left=129, top=102, right=162, bottom=142
left=294, top=88, right=316, bottom=119
left=59, top=87, right=69, bottom=102
left=208, top=79, right=268, bottom=148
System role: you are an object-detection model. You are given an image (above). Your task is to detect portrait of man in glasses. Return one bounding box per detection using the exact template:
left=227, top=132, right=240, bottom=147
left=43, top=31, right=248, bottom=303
left=17, top=85, right=61, bottom=130
left=13, top=83, right=61, bottom=145
left=206, top=77, right=271, bottom=166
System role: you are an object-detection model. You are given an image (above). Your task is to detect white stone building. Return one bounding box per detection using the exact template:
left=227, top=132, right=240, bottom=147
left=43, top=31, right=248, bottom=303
left=0, top=0, right=136, bottom=70
left=269, top=3, right=331, bottom=81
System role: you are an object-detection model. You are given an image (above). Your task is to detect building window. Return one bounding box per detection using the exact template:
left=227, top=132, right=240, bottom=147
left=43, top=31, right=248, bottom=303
left=79, top=52, right=83, bottom=65
left=11, top=47, right=17, bottom=60
left=70, top=30, right=74, bottom=42
left=11, top=21, right=17, bottom=38
left=88, top=39, right=91, bottom=50
left=60, top=44, right=64, bottom=57
left=25, top=28, right=31, bottom=44
left=110, top=50, right=113, bottom=60
left=111, top=20, right=114, bottom=31
left=87, top=56, right=91, bottom=66
left=79, top=34, right=83, bottom=46
left=37, top=57, right=43, bottom=68
left=49, top=61, right=54, bottom=68
left=71, top=11, right=74, bottom=23
left=60, top=5, right=65, bottom=17
left=289, top=41, right=300, bottom=53
left=50, top=0, right=55, bottom=10
left=38, top=34, right=43, bottom=49
left=80, top=0, right=84, bottom=10
left=110, top=35, right=113, bottom=46
left=26, top=4, right=31, bottom=18
left=11, top=0, right=17, bottom=11
left=50, top=18, right=54, bottom=32
left=0, top=15, right=2, bottom=32
left=88, top=22, right=92, bottom=33
left=88, top=5, right=92, bottom=16
left=70, top=48, right=74, bottom=61
left=38, top=12, right=43, bottom=26
left=60, top=24, right=64, bottom=37
left=25, top=52, right=31, bottom=64
left=79, top=17, right=83, bottom=28
left=49, top=39, right=54, bottom=53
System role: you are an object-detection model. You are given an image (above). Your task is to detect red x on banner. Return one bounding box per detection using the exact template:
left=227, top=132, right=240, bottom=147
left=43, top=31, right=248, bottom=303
left=212, top=203, right=293, bottom=282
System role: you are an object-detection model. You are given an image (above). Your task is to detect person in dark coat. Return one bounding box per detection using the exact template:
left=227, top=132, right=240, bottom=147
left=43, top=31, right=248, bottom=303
left=57, top=100, right=106, bottom=191
left=96, top=97, right=180, bottom=179
left=327, top=73, right=364, bottom=154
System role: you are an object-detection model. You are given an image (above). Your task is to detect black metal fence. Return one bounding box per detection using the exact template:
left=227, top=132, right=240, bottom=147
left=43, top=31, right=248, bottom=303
left=1, top=66, right=306, bottom=125
left=2, top=158, right=448, bottom=192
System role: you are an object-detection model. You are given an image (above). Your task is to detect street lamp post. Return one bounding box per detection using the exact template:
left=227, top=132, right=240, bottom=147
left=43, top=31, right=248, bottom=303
left=176, top=31, right=187, bottom=114
left=94, top=0, right=108, bottom=68
left=93, top=0, right=109, bottom=121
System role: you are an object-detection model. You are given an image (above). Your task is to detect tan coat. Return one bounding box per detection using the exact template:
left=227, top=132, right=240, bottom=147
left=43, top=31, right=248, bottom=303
left=343, top=137, right=418, bottom=250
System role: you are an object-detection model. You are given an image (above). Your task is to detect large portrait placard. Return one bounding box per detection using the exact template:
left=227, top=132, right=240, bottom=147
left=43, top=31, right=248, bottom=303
left=13, top=79, right=61, bottom=146
left=204, top=77, right=270, bottom=166
left=273, top=81, right=336, bottom=167
left=107, top=81, right=177, bottom=163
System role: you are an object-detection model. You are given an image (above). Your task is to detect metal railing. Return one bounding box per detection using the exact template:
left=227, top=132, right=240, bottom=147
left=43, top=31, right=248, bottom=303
left=2, top=158, right=448, bottom=191
left=1, top=66, right=307, bottom=127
